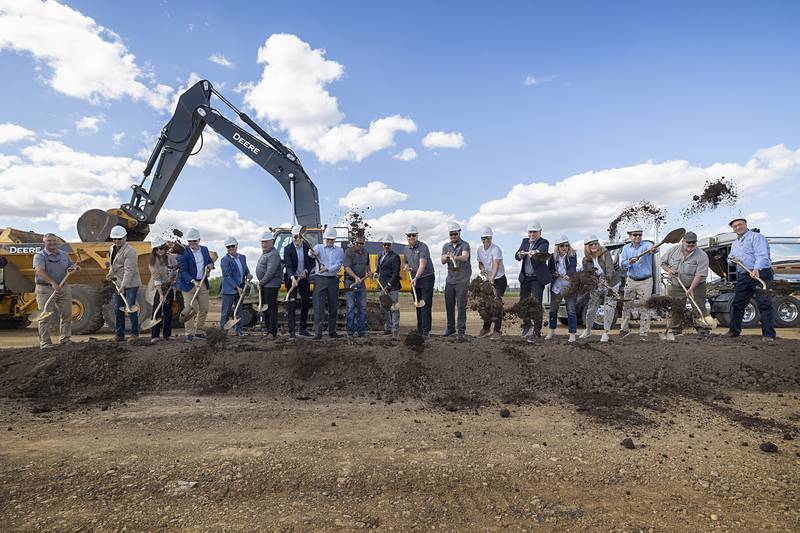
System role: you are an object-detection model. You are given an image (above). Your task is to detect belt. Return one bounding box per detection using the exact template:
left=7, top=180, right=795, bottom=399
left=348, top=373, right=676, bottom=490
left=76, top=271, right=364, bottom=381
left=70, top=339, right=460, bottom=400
left=629, top=276, right=651, bottom=281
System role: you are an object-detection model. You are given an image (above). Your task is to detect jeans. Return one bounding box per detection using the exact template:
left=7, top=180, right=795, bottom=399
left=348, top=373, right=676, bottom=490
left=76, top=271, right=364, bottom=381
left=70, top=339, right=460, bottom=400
left=345, top=283, right=367, bottom=335
left=730, top=268, right=775, bottom=337
left=482, top=275, right=508, bottom=333
left=413, top=274, right=435, bottom=335
left=444, top=281, right=469, bottom=335
left=114, top=286, right=139, bottom=338
left=151, top=289, right=174, bottom=339
left=313, top=276, right=339, bottom=336
left=220, top=291, right=243, bottom=334
left=520, top=275, right=546, bottom=331
left=381, top=289, right=400, bottom=332
left=261, top=286, right=279, bottom=336
left=549, top=290, right=577, bottom=333
left=287, top=278, right=311, bottom=334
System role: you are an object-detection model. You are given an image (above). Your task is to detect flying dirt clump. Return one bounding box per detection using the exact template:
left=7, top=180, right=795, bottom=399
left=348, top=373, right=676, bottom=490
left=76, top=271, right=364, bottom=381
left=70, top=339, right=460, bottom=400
left=468, top=278, right=504, bottom=323
left=404, top=331, right=425, bottom=353
left=646, top=295, right=693, bottom=329
left=563, top=271, right=601, bottom=300
left=608, top=201, right=666, bottom=241
left=681, top=177, right=738, bottom=218
left=506, top=297, right=543, bottom=325
left=342, top=209, right=371, bottom=244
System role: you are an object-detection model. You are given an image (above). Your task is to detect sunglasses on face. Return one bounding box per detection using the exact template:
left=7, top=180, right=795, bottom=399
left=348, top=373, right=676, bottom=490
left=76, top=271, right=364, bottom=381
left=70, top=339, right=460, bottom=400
left=589, top=242, right=599, bottom=246
left=630, top=233, right=642, bottom=237
left=188, top=240, right=198, bottom=244
left=293, top=235, right=302, bottom=239
left=481, top=237, right=491, bottom=240
left=685, top=241, right=697, bottom=245
left=383, top=243, right=391, bottom=246
left=449, top=232, right=460, bottom=236
left=558, top=244, right=569, bottom=247
left=406, top=234, right=417, bottom=238
left=226, top=245, right=236, bottom=249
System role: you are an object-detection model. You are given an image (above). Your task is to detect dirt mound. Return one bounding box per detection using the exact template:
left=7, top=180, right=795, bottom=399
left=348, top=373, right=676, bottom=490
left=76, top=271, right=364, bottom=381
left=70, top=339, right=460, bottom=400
left=681, top=177, right=738, bottom=218
left=607, top=201, right=666, bottom=240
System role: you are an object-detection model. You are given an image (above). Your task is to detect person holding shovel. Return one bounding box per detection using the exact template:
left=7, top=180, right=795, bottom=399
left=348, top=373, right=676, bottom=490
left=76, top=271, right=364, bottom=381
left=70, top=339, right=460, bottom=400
left=476, top=226, right=506, bottom=339
left=579, top=235, right=620, bottom=343
left=32, top=233, right=80, bottom=349
left=515, top=221, right=552, bottom=338
left=312, top=227, right=344, bottom=339
left=344, top=236, right=372, bottom=338
left=107, top=225, right=141, bottom=344
left=176, top=228, right=214, bottom=342
left=725, top=217, right=776, bottom=341
left=284, top=225, right=314, bottom=339
left=441, top=223, right=472, bottom=340
left=404, top=225, right=435, bottom=338
left=376, top=234, right=401, bottom=338
left=660, top=231, right=711, bottom=339
left=619, top=227, right=654, bottom=339
left=256, top=231, right=282, bottom=339
left=544, top=235, right=577, bottom=343
left=147, top=237, right=177, bottom=343
left=220, top=236, right=251, bottom=336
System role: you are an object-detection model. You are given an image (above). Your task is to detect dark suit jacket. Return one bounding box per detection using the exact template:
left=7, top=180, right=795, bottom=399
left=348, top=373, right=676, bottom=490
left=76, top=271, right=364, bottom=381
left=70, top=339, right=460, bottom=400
left=515, top=238, right=553, bottom=284
left=176, top=245, right=214, bottom=292
left=547, top=253, right=578, bottom=278
left=377, top=250, right=401, bottom=291
left=283, top=241, right=315, bottom=286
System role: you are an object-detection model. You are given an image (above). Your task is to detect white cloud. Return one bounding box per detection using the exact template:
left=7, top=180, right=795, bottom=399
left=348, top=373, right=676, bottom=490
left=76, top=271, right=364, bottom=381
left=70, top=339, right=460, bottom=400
left=75, top=115, right=104, bottom=133
left=524, top=74, right=557, bottom=86
left=149, top=208, right=264, bottom=256
left=0, top=0, right=173, bottom=111
left=467, top=144, right=800, bottom=239
left=0, top=153, right=22, bottom=170
left=186, top=128, right=227, bottom=168
left=234, top=152, right=256, bottom=169
left=0, top=123, right=34, bottom=144
left=365, top=209, right=460, bottom=245
left=338, top=181, right=408, bottom=209
left=112, top=132, right=126, bottom=145
left=421, top=131, right=465, bottom=149
left=746, top=211, right=768, bottom=222
left=393, top=147, right=417, bottom=161
left=242, top=33, right=416, bottom=164
left=209, top=53, right=234, bottom=68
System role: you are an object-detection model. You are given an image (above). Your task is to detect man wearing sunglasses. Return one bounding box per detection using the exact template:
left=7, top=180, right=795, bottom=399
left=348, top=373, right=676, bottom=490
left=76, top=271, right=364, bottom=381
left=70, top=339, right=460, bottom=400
left=344, top=236, right=372, bottom=338
left=220, top=236, right=251, bottom=336
left=376, top=235, right=401, bottom=338
left=476, top=226, right=506, bottom=339
left=441, top=222, right=472, bottom=340
left=283, top=225, right=314, bottom=338
left=176, top=227, right=214, bottom=342
left=619, top=227, right=654, bottom=339
left=404, top=225, right=435, bottom=337
left=660, top=231, right=711, bottom=339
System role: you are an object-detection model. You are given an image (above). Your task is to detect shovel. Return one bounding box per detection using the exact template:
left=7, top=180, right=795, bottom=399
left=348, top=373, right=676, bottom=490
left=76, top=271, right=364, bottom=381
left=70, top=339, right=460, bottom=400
left=674, top=276, right=718, bottom=329
left=629, top=228, right=686, bottom=263
left=408, top=272, right=426, bottom=309
left=729, top=257, right=768, bottom=290
left=30, top=268, right=76, bottom=322
left=181, top=266, right=210, bottom=321
left=140, top=288, right=165, bottom=330
left=375, top=277, right=399, bottom=311
left=111, top=278, right=140, bottom=314
left=224, top=283, right=250, bottom=330
left=254, top=282, right=268, bottom=312
left=284, top=271, right=306, bottom=303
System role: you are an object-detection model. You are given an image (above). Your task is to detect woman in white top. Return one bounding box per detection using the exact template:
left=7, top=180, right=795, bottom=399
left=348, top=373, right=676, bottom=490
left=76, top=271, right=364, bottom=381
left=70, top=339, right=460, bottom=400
left=476, top=227, right=506, bottom=339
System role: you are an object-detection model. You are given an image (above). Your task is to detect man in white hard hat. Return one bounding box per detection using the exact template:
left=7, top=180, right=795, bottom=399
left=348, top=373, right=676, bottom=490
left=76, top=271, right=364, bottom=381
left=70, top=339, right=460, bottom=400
left=32, top=233, right=80, bottom=349
left=404, top=224, right=435, bottom=337
left=514, top=220, right=552, bottom=338
left=476, top=226, right=506, bottom=339
left=725, top=216, right=776, bottom=340
left=619, top=226, right=654, bottom=339
left=441, top=222, right=471, bottom=339
left=375, top=234, right=401, bottom=338
left=220, top=237, right=251, bottom=336
left=283, top=224, right=315, bottom=339
left=256, top=231, right=282, bottom=339
left=176, top=227, right=214, bottom=342
left=106, top=225, right=141, bottom=343
left=312, top=227, right=345, bottom=339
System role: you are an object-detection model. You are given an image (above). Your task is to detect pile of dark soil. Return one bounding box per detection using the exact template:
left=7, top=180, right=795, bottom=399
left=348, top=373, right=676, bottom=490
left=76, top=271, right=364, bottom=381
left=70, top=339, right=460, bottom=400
left=506, top=297, right=543, bottom=325
left=563, top=271, right=600, bottom=299
left=607, top=201, right=666, bottom=240
left=468, top=278, right=503, bottom=323
left=403, top=331, right=425, bottom=353
left=681, top=177, right=738, bottom=218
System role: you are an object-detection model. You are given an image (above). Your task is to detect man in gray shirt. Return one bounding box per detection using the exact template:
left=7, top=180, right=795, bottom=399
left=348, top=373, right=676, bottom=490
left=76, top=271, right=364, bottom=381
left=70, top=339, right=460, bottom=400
left=32, top=233, right=80, bottom=349
left=343, top=237, right=372, bottom=337
left=660, top=231, right=711, bottom=339
left=404, top=224, right=435, bottom=337
left=440, top=222, right=472, bottom=339
left=256, top=230, right=283, bottom=339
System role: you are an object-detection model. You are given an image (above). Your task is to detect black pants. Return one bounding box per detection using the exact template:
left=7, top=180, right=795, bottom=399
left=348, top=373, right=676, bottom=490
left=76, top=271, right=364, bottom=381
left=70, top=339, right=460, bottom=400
left=287, top=278, right=311, bottom=333
left=151, top=289, right=174, bottom=339
left=730, top=268, right=776, bottom=337
left=413, top=274, right=435, bottom=335
left=313, top=276, right=340, bottom=336
left=482, top=275, right=508, bottom=332
left=260, top=286, right=279, bottom=336
left=520, top=275, right=546, bottom=331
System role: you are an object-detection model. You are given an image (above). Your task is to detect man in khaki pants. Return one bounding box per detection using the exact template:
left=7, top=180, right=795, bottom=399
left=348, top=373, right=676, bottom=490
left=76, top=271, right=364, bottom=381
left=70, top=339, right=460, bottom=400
left=176, top=228, right=214, bottom=342
left=33, top=233, right=80, bottom=349
left=619, top=227, right=654, bottom=339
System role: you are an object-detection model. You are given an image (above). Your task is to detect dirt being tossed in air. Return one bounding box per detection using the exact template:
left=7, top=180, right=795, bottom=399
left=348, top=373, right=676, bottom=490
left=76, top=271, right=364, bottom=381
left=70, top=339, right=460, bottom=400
left=403, top=331, right=425, bottom=353
left=506, top=297, right=543, bottom=325
left=646, top=295, right=693, bottom=329
left=563, top=271, right=600, bottom=299
left=342, top=209, right=372, bottom=244
left=468, top=277, right=504, bottom=323
left=607, top=201, right=666, bottom=241
left=681, top=177, right=738, bottom=218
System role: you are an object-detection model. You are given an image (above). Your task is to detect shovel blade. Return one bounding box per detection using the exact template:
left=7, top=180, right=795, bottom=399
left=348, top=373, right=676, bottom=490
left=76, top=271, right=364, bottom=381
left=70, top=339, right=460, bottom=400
left=140, top=317, right=161, bottom=330
left=379, top=294, right=394, bottom=308
left=415, top=299, right=426, bottom=308
left=181, top=309, right=197, bottom=322
left=662, top=227, right=686, bottom=244
left=30, top=310, right=54, bottom=322
left=224, top=317, right=239, bottom=330
left=254, top=305, right=268, bottom=312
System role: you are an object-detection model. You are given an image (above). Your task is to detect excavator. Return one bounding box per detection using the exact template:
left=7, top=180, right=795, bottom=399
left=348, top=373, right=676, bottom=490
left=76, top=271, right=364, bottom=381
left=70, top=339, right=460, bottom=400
left=1, top=79, right=407, bottom=332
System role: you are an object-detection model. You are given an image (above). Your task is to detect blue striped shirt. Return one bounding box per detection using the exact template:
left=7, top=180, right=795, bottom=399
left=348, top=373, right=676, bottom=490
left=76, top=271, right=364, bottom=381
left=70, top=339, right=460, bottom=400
left=620, top=241, right=653, bottom=279
left=729, top=230, right=771, bottom=271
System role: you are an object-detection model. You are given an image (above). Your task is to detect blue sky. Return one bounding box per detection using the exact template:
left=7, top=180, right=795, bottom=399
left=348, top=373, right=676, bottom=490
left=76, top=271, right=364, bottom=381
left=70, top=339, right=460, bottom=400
left=1, top=0, right=798, bottom=284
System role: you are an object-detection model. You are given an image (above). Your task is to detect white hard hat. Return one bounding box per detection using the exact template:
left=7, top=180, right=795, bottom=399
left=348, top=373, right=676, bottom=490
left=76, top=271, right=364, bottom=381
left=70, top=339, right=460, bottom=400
left=627, top=226, right=643, bottom=234
left=480, top=226, right=493, bottom=238
left=150, top=236, right=166, bottom=249
left=109, top=225, right=127, bottom=239
left=447, top=222, right=461, bottom=233
left=584, top=234, right=599, bottom=244
left=554, top=234, right=570, bottom=246
left=728, top=215, right=747, bottom=226
left=405, top=225, right=419, bottom=235
left=185, top=228, right=201, bottom=241
left=382, top=234, right=394, bottom=244
left=224, top=236, right=238, bottom=247
left=260, top=230, right=274, bottom=241
left=527, top=220, right=543, bottom=232
left=323, top=227, right=337, bottom=240
left=291, top=224, right=303, bottom=235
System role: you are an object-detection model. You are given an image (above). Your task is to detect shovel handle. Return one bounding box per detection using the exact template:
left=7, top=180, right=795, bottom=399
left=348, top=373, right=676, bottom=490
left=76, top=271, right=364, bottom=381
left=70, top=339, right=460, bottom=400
left=730, top=257, right=768, bottom=290
left=188, top=268, right=210, bottom=307
left=110, top=278, right=135, bottom=312
left=37, top=269, right=74, bottom=315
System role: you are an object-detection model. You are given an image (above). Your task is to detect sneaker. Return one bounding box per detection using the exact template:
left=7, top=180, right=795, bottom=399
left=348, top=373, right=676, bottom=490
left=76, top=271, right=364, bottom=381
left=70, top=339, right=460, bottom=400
left=329, top=332, right=341, bottom=339
left=639, top=335, right=648, bottom=341
left=478, top=329, right=490, bottom=338
left=194, top=332, right=206, bottom=339
left=127, top=336, right=138, bottom=345
left=490, top=332, right=502, bottom=340
left=545, top=329, right=555, bottom=340
left=114, top=336, right=124, bottom=343
left=299, top=330, right=312, bottom=337
left=60, top=339, right=73, bottom=346
left=457, top=333, right=466, bottom=341
left=40, top=344, right=56, bottom=350
left=579, top=329, right=592, bottom=339
left=442, top=330, right=456, bottom=337
left=184, top=335, right=194, bottom=343
left=568, top=333, right=576, bottom=343
left=526, top=335, right=537, bottom=344
left=150, top=337, right=161, bottom=344
left=762, top=336, right=776, bottom=342
left=618, top=329, right=630, bottom=339
left=288, top=333, right=296, bottom=340
left=521, top=325, right=531, bottom=338
left=722, top=331, right=738, bottom=338
left=381, top=330, right=392, bottom=336
left=600, top=332, right=609, bottom=343
left=532, top=329, right=542, bottom=339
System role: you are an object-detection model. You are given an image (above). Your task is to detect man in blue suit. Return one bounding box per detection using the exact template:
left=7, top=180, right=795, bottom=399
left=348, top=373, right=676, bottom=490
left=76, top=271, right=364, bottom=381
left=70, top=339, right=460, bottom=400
left=176, top=227, right=215, bottom=342
left=220, top=236, right=251, bottom=335
left=515, top=220, right=553, bottom=338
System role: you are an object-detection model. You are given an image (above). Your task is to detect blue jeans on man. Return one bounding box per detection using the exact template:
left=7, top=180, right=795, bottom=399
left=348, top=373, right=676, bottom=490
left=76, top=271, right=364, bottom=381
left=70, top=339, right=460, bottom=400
left=730, top=268, right=776, bottom=338
left=345, top=283, right=367, bottom=336
left=114, top=286, right=139, bottom=339
left=220, top=292, right=243, bottom=334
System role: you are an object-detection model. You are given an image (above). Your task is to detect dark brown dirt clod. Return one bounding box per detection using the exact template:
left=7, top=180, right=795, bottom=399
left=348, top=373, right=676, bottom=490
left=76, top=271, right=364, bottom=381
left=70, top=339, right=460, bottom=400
left=759, top=442, right=778, bottom=453
left=403, top=331, right=425, bottom=353
left=564, top=271, right=601, bottom=299
left=506, top=297, right=543, bottom=324
left=621, top=437, right=636, bottom=449
left=608, top=201, right=666, bottom=241
left=681, top=177, right=738, bottom=218
left=500, top=408, right=511, bottom=418
left=468, top=278, right=504, bottom=323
